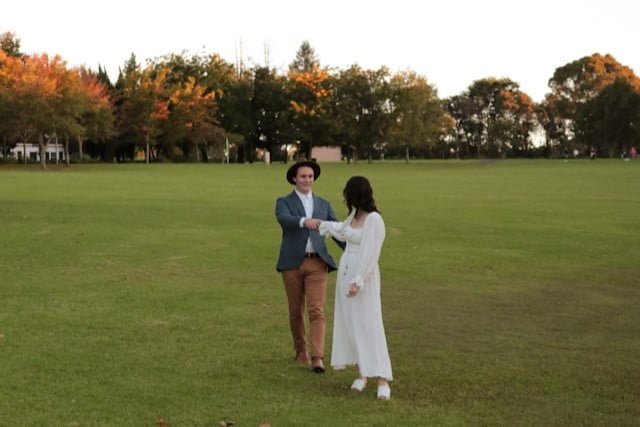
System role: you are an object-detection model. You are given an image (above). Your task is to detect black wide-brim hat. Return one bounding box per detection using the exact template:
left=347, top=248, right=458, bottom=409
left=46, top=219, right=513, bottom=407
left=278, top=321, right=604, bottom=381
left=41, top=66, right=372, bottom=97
left=286, top=160, right=321, bottom=184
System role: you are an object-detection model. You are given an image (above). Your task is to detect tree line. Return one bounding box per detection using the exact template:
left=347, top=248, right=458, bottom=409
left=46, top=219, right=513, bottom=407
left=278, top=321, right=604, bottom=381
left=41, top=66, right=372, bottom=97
left=1, top=31, right=639, bottom=168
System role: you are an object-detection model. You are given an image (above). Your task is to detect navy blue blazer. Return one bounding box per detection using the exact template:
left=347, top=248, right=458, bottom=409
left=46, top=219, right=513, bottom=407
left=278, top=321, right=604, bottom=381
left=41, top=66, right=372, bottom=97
left=275, top=191, right=343, bottom=272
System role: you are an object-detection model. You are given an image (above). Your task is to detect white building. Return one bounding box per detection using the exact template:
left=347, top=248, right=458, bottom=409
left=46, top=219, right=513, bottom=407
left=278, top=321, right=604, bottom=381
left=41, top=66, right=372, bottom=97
left=311, top=146, right=342, bottom=162
left=9, top=142, right=65, bottom=163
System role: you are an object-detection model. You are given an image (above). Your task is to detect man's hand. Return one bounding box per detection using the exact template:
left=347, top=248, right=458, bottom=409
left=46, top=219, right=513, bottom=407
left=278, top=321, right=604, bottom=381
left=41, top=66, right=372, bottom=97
left=346, top=283, right=359, bottom=297
left=304, top=218, right=321, bottom=230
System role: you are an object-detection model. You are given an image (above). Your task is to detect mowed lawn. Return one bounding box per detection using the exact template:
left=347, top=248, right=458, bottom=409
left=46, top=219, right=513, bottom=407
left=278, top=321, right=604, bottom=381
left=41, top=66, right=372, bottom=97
left=1, top=160, right=639, bottom=426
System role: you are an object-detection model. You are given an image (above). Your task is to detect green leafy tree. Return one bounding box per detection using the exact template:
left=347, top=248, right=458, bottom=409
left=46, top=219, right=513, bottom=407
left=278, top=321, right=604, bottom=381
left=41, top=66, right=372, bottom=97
left=113, top=54, right=142, bottom=161
left=446, top=94, right=485, bottom=158
left=289, top=41, right=319, bottom=74
left=328, top=65, right=366, bottom=162
left=252, top=66, right=289, bottom=162
left=389, top=71, right=450, bottom=162
left=575, top=77, right=640, bottom=157
left=535, top=95, right=567, bottom=157
left=0, top=31, right=22, bottom=58
left=216, top=68, right=254, bottom=162
left=0, top=50, right=16, bottom=156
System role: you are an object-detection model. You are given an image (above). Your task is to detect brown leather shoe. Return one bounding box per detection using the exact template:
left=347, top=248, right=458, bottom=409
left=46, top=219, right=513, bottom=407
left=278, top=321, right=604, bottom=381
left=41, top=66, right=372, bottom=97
left=311, top=357, right=325, bottom=374
left=295, top=351, right=310, bottom=365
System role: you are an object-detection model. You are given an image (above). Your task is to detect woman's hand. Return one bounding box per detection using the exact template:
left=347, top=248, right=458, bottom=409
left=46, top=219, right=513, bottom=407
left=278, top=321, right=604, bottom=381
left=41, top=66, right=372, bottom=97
left=346, top=283, right=359, bottom=298
left=304, top=218, right=321, bottom=230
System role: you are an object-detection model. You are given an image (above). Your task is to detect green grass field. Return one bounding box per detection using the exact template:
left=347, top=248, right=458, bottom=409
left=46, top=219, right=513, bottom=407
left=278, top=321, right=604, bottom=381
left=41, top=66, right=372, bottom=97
left=1, top=160, right=639, bottom=426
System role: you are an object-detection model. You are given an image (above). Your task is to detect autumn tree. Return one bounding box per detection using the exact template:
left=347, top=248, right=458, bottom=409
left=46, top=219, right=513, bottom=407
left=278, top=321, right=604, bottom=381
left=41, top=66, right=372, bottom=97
left=75, top=67, right=114, bottom=163
left=152, top=53, right=232, bottom=161
left=138, top=68, right=170, bottom=163
left=447, top=78, right=536, bottom=158
left=545, top=53, right=640, bottom=154
left=167, top=76, right=217, bottom=161
left=115, top=56, right=170, bottom=163
left=0, top=50, right=15, bottom=156
left=1, top=53, right=74, bottom=168
left=287, top=41, right=332, bottom=160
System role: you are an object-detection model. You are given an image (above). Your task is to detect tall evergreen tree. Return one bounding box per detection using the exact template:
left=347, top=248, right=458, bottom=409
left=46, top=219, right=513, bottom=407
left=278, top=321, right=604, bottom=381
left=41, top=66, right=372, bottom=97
left=0, top=31, right=22, bottom=58
left=288, top=41, right=319, bottom=73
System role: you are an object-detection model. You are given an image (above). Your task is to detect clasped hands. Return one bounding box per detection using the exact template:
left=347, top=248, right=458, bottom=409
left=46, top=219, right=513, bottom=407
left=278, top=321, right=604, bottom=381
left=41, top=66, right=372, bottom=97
left=304, top=218, right=322, bottom=230
left=303, top=218, right=359, bottom=297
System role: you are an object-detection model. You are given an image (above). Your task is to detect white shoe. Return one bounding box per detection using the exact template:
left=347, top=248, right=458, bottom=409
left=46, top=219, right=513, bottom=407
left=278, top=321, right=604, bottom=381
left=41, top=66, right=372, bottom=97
left=350, top=378, right=367, bottom=392
left=377, top=384, right=391, bottom=400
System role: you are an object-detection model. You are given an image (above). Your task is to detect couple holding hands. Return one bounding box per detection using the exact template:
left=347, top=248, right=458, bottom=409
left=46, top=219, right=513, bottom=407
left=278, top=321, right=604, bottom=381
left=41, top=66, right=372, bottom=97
left=275, top=160, right=392, bottom=400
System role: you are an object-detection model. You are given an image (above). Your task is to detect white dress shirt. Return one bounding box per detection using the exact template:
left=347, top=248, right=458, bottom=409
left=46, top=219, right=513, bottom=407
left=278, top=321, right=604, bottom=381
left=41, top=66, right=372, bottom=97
left=295, top=190, right=316, bottom=253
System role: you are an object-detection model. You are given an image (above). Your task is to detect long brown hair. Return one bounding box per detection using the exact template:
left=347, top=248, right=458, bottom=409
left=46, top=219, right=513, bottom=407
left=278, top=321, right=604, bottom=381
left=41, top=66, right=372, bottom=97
left=343, top=176, right=379, bottom=215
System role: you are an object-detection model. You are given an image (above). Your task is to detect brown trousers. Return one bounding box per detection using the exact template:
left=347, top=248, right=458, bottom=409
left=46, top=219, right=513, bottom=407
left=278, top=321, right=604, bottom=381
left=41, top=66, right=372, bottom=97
left=281, top=257, right=328, bottom=358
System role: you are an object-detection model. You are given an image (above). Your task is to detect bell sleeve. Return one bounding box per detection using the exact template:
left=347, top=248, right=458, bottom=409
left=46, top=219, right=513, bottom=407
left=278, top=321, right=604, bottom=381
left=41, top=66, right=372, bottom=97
left=351, top=212, right=385, bottom=289
left=319, top=210, right=355, bottom=242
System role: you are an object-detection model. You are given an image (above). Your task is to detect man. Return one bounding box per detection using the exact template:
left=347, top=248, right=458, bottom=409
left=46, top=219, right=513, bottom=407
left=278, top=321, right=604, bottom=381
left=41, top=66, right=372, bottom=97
left=275, top=159, right=343, bottom=373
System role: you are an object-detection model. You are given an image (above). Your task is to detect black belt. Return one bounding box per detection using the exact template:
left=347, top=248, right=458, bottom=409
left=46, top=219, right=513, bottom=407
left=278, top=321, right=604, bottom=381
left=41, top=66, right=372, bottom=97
left=304, top=252, right=319, bottom=258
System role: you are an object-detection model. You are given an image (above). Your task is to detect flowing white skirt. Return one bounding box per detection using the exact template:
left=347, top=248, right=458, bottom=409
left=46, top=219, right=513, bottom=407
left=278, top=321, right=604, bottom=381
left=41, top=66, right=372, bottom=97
left=330, top=249, right=393, bottom=380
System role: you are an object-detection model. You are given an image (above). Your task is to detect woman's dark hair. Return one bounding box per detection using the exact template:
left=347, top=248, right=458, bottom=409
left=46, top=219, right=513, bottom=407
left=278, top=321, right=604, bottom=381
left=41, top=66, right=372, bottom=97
left=343, top=176, right=379, bottom=214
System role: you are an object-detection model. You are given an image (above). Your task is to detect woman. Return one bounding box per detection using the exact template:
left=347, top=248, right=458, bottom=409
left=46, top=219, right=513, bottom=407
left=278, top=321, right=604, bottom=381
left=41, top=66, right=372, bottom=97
left=319, top=176, right=393, bottom=400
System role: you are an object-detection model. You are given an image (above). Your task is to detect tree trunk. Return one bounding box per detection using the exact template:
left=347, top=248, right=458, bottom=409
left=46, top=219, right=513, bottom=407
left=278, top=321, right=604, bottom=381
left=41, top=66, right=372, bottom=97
left=65, top=136, right=70, bottom=166
left=145, top=134, right=150, bottom=164
left=78, top=135, right=84, bottom=160
left=302, top=140, right=311, bottom=161
left=23, top=140, right=27, bottom=164
left=38, top=133, right=47, bottom=170
left=405, top=145, right=410, bottom=164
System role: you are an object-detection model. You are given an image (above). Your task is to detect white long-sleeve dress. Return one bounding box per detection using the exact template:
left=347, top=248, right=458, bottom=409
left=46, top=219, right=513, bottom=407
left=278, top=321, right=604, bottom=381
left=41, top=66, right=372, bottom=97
left=319, top=211, right=393, bottom=380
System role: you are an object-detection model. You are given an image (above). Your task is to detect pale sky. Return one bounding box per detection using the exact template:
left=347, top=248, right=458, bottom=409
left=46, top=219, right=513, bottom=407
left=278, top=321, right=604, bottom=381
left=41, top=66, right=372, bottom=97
left=3, top=0, right=639, bottom=102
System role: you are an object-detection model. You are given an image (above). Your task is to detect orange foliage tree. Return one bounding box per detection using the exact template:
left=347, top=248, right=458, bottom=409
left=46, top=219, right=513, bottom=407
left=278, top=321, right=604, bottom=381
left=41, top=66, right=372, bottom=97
left=75, top=67, right=114, bottom=163
left=168, top=76, right=217, bottom=161
left=0, top=51, right=114, bottom=167
left=286, top=42, right=332, bottom=159
left=543, top=53, right=640, bottom=151
left=0, top=53, right=66, bottom=168
left=119, top=66, right=170, bottom=163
